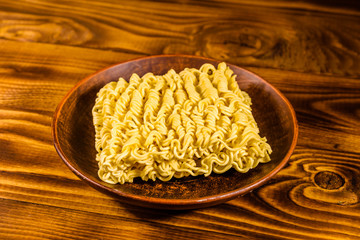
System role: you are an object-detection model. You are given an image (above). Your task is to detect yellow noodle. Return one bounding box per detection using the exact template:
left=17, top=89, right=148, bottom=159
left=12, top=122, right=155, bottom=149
left=92, top=63, right=272, bottom=184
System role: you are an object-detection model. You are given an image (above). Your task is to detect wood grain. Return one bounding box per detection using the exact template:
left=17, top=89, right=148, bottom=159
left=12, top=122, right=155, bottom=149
left=0, top=0, right=360, bottom=239
left=1, top=0, right=359, bottom=76
left=1, top=148, right=359, bottom=239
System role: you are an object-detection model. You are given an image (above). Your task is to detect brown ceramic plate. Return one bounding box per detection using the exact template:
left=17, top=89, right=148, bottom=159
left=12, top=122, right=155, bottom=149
left=52, top=55, right=298, bottom=210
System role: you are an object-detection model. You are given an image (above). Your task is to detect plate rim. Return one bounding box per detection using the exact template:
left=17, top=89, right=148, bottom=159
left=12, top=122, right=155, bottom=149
left=52, top=54, right=298, bottom=209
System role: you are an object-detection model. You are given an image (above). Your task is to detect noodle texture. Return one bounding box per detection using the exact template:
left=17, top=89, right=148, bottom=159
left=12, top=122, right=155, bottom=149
left=92, top=63, right=272, bottom=184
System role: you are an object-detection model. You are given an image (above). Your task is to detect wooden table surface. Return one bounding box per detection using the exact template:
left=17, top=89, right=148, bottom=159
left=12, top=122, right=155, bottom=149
left=1, top=0, right=359, bottom=239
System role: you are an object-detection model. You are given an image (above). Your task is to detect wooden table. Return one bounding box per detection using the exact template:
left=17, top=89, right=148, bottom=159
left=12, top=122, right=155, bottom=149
left=1, top=1, right=359, bottom=239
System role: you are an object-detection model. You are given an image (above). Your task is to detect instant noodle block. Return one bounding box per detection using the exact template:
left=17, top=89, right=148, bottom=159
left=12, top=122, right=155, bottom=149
left=93, top=62, right=272, bottom=184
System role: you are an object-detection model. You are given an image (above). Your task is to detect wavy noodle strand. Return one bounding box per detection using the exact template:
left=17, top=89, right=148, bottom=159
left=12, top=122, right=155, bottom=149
left=93, top=63, right=272, bottom=184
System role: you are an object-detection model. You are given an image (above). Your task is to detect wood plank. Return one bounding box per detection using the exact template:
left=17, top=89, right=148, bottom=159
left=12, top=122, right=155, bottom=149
left=1, top=41, right=358, bottom=152
left=0, top=0, right=359, bottom=239
left=0, top=0, right=359, bottom=77
left=1, top=147, right=359, bottom=239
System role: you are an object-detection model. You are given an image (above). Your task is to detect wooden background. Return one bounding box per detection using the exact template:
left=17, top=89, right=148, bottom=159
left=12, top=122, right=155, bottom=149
left=1, top=0, right=360, bottom=239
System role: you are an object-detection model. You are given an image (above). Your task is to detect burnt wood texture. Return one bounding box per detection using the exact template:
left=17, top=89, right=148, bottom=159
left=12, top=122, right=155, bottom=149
left=1, top=0, right=360, bottom=239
